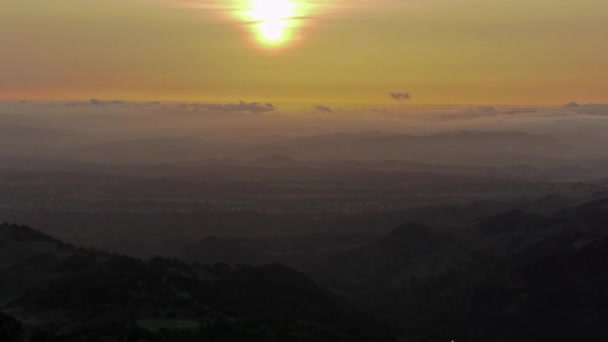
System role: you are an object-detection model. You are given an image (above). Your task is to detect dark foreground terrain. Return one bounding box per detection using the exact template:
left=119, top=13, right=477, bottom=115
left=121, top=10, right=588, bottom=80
left=2, top=197, right=608, bottom=341
left=0, top=223, right=392, bottom=341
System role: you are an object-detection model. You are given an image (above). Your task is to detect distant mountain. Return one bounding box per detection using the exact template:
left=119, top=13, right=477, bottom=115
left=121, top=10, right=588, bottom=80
left=249, top=154, right=307, bottom=167
left=360, top=130, right=555, bottom=145
left=73, top=136, right=234, bottom=163
left=0, top=223, right=394, bottom=341
left=244, top=130, right=572, bottom=166
left=0, top=125, right=89, bottom=158
left=0, top=125, right=85, bottom=146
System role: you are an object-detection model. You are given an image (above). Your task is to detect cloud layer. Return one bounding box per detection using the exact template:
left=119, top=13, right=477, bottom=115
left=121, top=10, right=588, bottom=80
left=313, top=105, right=334, bottom=113
left=560, top=102, right=608, bottom=116
left=181, top=101, right=276, bottom=114
left=389, top=91, right=411, bottom=100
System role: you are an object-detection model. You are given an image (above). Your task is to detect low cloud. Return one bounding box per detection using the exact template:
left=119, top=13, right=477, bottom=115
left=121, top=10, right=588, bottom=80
left=503, top=109, right=538, bottom=115
left=65, top=99, right=130, bottom=107
left=389, top=91, right=411, bottom=100
left=183, top=101, right=276, bottom=114
left=474, top=106, right=498, bottom=115
left=60, top=99, right=276, bottom=115
left=313, top=104, right=334, bottom=113
left=560, top=102, right=608, bottom=116
left=435, top=106, right=543, bottom=121
left=438, top=106, right=498, bottom=120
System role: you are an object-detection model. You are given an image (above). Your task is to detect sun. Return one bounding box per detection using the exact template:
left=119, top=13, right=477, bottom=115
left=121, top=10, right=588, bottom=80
left=248, top=0, right=295, bottom=22
left=233, top=0, right=320, bottom=49
left=246, top=0, right=297, bottom=46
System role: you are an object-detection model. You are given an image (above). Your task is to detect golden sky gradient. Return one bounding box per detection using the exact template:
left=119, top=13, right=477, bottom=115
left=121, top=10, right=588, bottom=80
left=1, top=0, right=607, bottom=105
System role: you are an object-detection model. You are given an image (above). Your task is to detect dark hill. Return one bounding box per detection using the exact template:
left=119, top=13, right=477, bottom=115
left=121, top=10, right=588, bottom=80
left=0, top=223, right=395, bottom=341
left=470, top=209, right=549, bottom=256
left=297, top=223, right=474, bottom=294
left=0, top=312, right=23, bottom=342
left=475, top=209, right=544, bottom=235
left=180, top=236, right=275, bottom=265
left=553, top=198, right=608, bottom=234
left=0, top=311, right=50, bottom=342
left=364, top=198, right=608, bottom=341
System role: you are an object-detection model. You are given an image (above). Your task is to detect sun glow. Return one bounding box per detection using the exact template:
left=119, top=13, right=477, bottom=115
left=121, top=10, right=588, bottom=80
left=245, top=0, right=299, bottom=47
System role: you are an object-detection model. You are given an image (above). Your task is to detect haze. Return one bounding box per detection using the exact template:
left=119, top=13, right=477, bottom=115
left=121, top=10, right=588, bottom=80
left=2, top=1, right=608, bottom=341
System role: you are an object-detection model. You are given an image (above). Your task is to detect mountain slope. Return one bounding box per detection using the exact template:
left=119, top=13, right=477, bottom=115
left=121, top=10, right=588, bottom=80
left=365, top=199, right=608, bottom=341
left=0, top=223, right=394, bottom=341
left=296, top=223, right=475, bottom=295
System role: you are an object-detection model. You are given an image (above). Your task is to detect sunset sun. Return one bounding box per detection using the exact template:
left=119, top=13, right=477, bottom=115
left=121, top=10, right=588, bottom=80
left=246, top=0, right=297, bottom=46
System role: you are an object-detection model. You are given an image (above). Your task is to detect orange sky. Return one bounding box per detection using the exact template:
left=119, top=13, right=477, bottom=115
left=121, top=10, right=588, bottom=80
left=1, top=0, right=607, bottom=105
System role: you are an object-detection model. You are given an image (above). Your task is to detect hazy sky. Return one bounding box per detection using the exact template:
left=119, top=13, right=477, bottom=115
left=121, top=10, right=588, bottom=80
left=1, top=0, right=607, bottom=105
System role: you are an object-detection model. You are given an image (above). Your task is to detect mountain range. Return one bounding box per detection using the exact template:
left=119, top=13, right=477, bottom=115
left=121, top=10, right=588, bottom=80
left=0, top=223, right=392, bottom=341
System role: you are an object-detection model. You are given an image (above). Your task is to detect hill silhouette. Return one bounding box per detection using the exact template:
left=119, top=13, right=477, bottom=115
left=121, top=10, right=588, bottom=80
left=362, top=199, right=608, bottom=341
left=0, top=223, right=394, bottom=341
left=296, top=223, right=474, bottom=295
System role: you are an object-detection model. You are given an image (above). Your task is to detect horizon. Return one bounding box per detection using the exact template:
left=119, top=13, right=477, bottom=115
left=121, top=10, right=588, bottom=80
left=0, top=98, right=597, bottom=106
